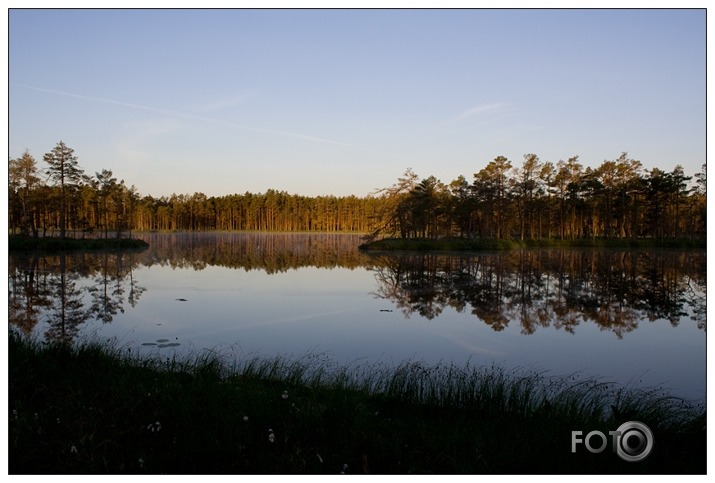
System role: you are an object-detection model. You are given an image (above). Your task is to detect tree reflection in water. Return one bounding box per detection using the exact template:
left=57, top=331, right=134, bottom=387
left=9, top=250, right=146, bottom=343
left=8, top=234, right=705, bottom=344
left=367, top=250, right=706, bottom=338
left=8, top=233, right=368, bottom=344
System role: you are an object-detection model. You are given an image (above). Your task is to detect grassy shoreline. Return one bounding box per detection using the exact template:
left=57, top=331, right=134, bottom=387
left=359, top=237, right=707, bottom=252
left=9, top=234, right=149, bottom=252
left=9, top=331, right=705, bottom=474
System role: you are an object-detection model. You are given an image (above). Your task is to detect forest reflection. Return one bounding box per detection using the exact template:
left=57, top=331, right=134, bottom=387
left=136, top=232, right=371, bottom=273
left=8, top=233, right=370, bottom=343
left=366, top=250, right=706, bottom=338
left=8, top=233, right=706, bottom=344
left=9, top=249, right=147, bottom=342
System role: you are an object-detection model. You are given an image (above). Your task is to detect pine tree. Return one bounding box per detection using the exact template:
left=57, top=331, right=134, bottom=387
left=43, top=141, right=85, bottom=238
left=9, top=150, right=41, bottom=236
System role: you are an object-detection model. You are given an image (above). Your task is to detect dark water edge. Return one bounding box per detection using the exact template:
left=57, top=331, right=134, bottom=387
left=8, top=331, right=706, bottom=475
left=9, top=235, right=149, bottom=252
left=359, top=237, right=707, bottom=251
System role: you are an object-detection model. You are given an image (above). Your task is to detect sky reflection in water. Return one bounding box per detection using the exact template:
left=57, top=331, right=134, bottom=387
left=8, top=233, right=706, bottom=401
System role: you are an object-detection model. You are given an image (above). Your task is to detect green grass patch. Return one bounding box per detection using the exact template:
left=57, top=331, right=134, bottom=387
left=9, top=330, right=705, bottom=474
left=9, top=235, right=149, bottom=252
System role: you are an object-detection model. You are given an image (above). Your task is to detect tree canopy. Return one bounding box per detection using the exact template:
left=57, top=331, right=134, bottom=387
left=8, top=142, right=706, bottom=243
left=369, top=154, right=705, bottom=242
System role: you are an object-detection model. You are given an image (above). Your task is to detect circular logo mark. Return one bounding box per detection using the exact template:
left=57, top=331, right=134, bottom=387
left=615, top=421, right=654, bottom=462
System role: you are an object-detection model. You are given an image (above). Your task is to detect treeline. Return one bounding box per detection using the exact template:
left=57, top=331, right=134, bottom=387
left=9, top=142, right=706, bottom=241
left=8, top=141, right=384, bottom=236
left=133, top=191, right=384, bottom=233
left=369, top=153, right=706, bottom=242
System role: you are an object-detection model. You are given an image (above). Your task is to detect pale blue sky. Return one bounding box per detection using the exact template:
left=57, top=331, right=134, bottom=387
left=8, top=8, right=706, bottom=197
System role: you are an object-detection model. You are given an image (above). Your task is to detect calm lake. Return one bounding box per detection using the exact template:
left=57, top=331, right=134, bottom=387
left=9, top=232, right=706, bottom=402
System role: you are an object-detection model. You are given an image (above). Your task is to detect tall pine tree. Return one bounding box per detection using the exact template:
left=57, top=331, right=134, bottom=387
left=43, top=141, right=84, bottom=238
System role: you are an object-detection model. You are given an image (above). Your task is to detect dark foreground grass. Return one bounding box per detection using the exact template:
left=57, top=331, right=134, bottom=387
left=359, top=237, right=706, bottom=252
left=9, top=330, right=705, bottom=474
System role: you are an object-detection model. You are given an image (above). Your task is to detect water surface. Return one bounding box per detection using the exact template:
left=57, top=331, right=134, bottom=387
left=9, top=232, right=706, bottom=401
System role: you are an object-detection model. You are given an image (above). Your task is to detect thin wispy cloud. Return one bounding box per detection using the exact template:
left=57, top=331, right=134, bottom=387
left=449, top=102, right=513, bottom=123
left=114, top=118, right=184, bottom=162
left=15, top=84, right=355, bottom=148
left=193, top=93, right=255, bottom=113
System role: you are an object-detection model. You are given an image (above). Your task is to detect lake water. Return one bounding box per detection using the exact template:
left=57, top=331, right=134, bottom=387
left=8, top=232, right=707, bottom=402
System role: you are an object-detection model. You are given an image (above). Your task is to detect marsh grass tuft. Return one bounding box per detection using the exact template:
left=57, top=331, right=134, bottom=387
left=9, top=330, right=705, bottom=474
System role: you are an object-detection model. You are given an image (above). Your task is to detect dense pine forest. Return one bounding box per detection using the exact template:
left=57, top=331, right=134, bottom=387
left=9, top=141, right=706, bottom=242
